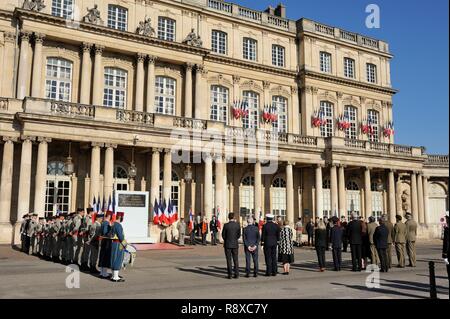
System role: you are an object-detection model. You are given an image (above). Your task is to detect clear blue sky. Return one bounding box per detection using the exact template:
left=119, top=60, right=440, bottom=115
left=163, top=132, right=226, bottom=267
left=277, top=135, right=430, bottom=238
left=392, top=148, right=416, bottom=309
left=233, top=0, right=449, bottom=154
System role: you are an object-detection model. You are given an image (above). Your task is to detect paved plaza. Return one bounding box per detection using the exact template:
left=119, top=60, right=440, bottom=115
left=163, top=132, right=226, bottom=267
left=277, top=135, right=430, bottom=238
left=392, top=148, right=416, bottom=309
left=0, top=241, right=448, bottom=299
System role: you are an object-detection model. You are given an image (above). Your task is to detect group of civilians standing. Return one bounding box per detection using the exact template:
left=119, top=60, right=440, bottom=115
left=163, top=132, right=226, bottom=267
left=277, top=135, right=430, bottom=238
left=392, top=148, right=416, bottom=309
left=219, top=210, right=426, bottom=279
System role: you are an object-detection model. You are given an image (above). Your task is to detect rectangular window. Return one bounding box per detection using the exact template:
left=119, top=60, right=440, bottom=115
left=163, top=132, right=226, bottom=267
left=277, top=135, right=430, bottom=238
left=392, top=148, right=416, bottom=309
left=155, top=76, right=176, bottom=115
left=272, top=45, right=285, bottom=67
left=158, top=17, right=176, bottom=42
left=210, top=85, right=228, bottom=123
left=45, top=58, right=73, bottom=102
left=242, top=91, right=259, bottom=129
left=319, top=101, right=334, bottom=137
left=51, top=0, right=74, bottom=19
left=211, top=30, right=227, bottom=55
left=344, top=57, right=355, bottom=78
left=107, top=5, right=128, bottom=31
left=367, top=109, right=380, bottom=142
left=320, top=51, right=332, bottom=73
left=272, top=96, right=287, bottom=133
left=344, top=106, right=358, bottom=140
left=243, top=38, right=257, bottom=61
left=367, top=63, right=377, bottom=83
left=103, top=68, right=127, bottom=109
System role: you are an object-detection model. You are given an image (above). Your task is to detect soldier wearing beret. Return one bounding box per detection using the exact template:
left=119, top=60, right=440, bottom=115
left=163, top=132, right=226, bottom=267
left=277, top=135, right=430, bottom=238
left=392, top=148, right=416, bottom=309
left=80, top=208, right=94, bottom=271
left=98, top=211, right=113, bottom=278
left=88, top=212, right=103, bottom=274
left=110, top=212, right=126, bottom=282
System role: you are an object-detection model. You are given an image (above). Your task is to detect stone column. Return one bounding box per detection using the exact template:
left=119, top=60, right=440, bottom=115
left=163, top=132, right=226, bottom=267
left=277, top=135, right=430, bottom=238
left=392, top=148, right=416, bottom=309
left=31, top=33, right=45, bottom=98
left=388, top=169, right=397, bottom=224
left=92, top=45, right=105, bottom=106
left=338, top=165, right=346, bottom=217
left=364, top=167, right=372, bottom=218
left=423, top=176, right=430, bottom=225
left=0, top=137, right=15, bottom=239
left=195, top=64, right=207, bottom=120
left=191, top=181, right=196, bottom=213
left=89, top=143, right=102, bottom=204
left=417, top=173, right=425, bottom=224
left=150, top=148, right=160, bottom=205
left=315, top=165, right=323, bottom=218
left=135, top=53, right=146, bottom=112
left=70, top=174, right=78, bottom=213
left=141, top=177, right=147, bottom=192
left=104, top=144, right=116, bottom=202
left=17, top=31, right=32, bottom=99
left=84, top=175, right=91, bottom=209
left=184, top=63, right=194, bottom=118
left=410, top=172, right=418, bottom=220
left=223, top=160, right=228, bottom=214
left=330, top=165, right=338, bottom=216
left=34, top=137, right=51, bottom=217
left=80, top=43, right=93, bottom=104
left=286, top=162, right=295, bottom=224
left=17, top=136, right=34, bottom=219
left=291, top=86, right=300, bottom=134
left=215, top=156, right=224, bottom=216
left=204, top=153, right=213, bottom=220
left=254, top=160, right=262, bottom=215
left=163, top=149, right=172, bottom=202
left=146, top=56, right=156, bottom=113
left=180, top=179, right=186, bottom=219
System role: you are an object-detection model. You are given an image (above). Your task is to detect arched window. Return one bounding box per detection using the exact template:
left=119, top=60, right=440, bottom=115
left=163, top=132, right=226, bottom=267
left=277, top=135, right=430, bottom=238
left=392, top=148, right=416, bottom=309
left=368, top=109, right=380, bottom=142
left=344, top=105, right=358, bottom=140
left=114, top=165, right=129, bottom=191
left=319, top=101, right=334, bottom=137
left=272, top=178, right=286, bottom=218
left=210, top=85, right=228, bottom=123
left=45, top=161, right=71, bottom=217
left=51, top=0, right=74, bottom=19
left=272, top=96, right=287, bottom=133
left=158, top=17, right=176, bottom=42
left=103, top=67, right=127, bottom=109
left=240, top=175, right=254, bottom=215
left=45, top=57, right=73, bottom=102
left=155, top=76, right=176, bottom=115
left=346, top=180, right=360, bottom=219
left=242, top=91, right=259, bottom=129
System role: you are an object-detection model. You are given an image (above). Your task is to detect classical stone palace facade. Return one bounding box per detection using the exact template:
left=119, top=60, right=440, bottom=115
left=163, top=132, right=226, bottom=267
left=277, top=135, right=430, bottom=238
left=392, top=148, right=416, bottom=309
left=0, top=0, right=448, bottom=243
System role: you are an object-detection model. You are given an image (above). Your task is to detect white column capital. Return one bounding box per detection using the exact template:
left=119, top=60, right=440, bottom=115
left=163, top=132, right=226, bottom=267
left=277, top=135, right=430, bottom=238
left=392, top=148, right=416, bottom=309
left=37, top=137, right=52, bottom=144
left=81, top=42, right=93, bottom=53
left=152, top=147, right=163, bottom=154
left=2, top=136, right=18, bottom=143
left=34, top=33, right=46, bottom=43
left=104, top=143, right=117, bottom=149
left=94, top=45, right=105, bottom=55
left=91, top=142, right=104, bottom=148
left=21, top=135, right=36, bottom=142
left=20, top=30, right=32, bottom=42
left=186, top=62, right=195, bottom=71
left=148, top=55, right=157, bottom=64
left=137, top=53, right=147, bottom=63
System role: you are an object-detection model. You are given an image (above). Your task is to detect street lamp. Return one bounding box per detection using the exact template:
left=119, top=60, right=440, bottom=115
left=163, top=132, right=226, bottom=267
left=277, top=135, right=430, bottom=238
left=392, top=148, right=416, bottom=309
left=128, top=146, right=137, bottom=178
left=64, top=141, right=74, bottom=176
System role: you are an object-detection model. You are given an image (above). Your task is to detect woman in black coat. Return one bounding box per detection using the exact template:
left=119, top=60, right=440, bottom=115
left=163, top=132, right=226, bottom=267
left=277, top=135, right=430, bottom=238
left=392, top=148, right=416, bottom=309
left=315, top=220, right=327, bottom=272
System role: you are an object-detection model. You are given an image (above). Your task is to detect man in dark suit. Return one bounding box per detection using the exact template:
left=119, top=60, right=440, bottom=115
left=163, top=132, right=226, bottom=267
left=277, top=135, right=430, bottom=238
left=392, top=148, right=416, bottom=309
left=243, top=217, right=260, bottom=278
left=374, top=217, right=389, bottom=272
left=346, top=213, right=362, bottom=271
left=261, top=214, right=281, bottom=276
left=222, top=213, right=241, bottom=279
left=330, top=217, right=343, bottom=271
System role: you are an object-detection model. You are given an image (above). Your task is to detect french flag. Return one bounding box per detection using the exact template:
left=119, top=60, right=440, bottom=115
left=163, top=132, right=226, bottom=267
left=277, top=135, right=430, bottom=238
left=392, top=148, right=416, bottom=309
left=168, top=199, right=174, bottom=225
left=188, top=208, right=194, bottom=231
left=152, top=199, right=160, bottom=225
left=92, top=197, right=97, bottom=213
left=158, top=199, right=165, bottom=224
left=216, top=206, right=221, bottom=230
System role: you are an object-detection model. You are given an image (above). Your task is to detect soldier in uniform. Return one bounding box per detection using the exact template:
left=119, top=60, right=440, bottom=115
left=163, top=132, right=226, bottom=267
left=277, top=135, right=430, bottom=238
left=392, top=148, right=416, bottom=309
left=367, top=216, right=379, bottom=265
left=405, top=213, right=418, bottom=267
left=98, top=211, right=113, bottom=278
left=382, top=214, right=395, bottom=269
left=177, top=218, right=186, bottom=246
left=42, top=217, right=51, bottom=259
left=394, top=214, right=407, bottom=268
left=52, top=214, right=63, bottom=262
left=88, top=212, right=103, bottom=274
left=26, top=214, right=38, bottom=255
left=65, top=213, right=75, bottom=264
left=20, top=214, right=30, bottom=252
left=110, top=212, right=126, bottom=282
left=60, top=213, right=69, bottom=264
left=35, top=217, right=44, bottom=256
left=80, top=208, right=94, bottom=271
left=71, top=208, right=85, bottom=266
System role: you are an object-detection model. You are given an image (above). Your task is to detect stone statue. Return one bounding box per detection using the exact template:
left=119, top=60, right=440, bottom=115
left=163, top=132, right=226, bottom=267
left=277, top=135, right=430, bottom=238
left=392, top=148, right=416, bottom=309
left=84, top=5, right=103, bottom=25
left=401, top=190, right=410, bottom=213
left=136, top=16, right=155, bottom=37
left=22, top=0, right=46, bottom=11
left=183, top=28, right=203, bottom=47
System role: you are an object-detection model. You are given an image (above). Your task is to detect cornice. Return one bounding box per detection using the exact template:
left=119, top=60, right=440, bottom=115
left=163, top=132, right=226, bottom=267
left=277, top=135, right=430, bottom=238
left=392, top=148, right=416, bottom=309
left=14, top=8, right=210, bottom=56
left=300, top=69, right=398, bottom=96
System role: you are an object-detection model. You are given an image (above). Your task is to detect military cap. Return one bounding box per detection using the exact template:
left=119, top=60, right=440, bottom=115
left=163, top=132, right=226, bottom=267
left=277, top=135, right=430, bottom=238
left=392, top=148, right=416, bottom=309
left=116, top=212, right=125, bottom=218
left=105, top=211, right=114, bottom=217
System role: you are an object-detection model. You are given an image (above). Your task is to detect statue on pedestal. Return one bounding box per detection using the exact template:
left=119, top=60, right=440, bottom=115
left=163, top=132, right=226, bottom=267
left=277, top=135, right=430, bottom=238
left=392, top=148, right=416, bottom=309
left=22, top=0, right=46, bottom=12
left=136, top=16, right=155, bottom=37
left=84, top=5, right=104, bottom=25
left=183, top=28, right=203, bottom=47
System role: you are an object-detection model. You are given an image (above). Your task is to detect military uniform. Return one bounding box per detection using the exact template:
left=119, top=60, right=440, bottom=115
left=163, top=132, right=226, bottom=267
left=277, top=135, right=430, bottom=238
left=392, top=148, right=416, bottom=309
left=52, top=218, right=62, bottom=261
left=35, top=219, right=44, bottom=255
left=65, top=215, right=74, bottom=263
left=20, top=215, right=29, bottom=252
left=367, top=220, right=379, bottom=265
left=27, top=216, right=37, bottom=255
left=80, top=213, right=93, bottom=269
left=405, top=216, right=418, bottom=267
left=88, top=216, right=102, bottom=273
left=384, top=219, right=395, bottom=268
left=394, top=218, right=407, bottom=268
left=71, top=212, right=83, bottom=265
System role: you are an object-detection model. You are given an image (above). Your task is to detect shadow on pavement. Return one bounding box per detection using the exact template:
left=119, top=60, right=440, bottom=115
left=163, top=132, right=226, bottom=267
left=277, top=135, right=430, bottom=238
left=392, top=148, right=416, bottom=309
left=331, top=282, right=428, bottom=299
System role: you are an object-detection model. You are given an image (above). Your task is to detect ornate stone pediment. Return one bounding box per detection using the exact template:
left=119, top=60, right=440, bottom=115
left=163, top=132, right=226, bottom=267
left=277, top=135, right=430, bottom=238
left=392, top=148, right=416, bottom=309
left=240, top=80, right=263, bottom=93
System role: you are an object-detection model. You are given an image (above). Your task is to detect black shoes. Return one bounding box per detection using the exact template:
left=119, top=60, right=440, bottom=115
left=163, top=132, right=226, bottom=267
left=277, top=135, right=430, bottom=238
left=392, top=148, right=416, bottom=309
left=111, top=278, right=125, bottom=283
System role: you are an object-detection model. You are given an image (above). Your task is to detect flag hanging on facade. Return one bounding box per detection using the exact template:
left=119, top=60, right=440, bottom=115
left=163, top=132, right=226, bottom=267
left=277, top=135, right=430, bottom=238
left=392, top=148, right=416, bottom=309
left=158, top=199, right=164, bottom=224
left=168, top=199, right=174, bottom=225
left=188, top=208, right=194, bottom=232
left=107, top=195, right=112, bottom=212
left=152, top=199, right=160, bottom=225
left=92, top=197, right=97, bottom=213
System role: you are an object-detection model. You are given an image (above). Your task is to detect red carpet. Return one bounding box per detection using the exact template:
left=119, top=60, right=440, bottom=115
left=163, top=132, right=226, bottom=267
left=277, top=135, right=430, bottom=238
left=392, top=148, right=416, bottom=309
left=133, top=243, right=193, bottom=251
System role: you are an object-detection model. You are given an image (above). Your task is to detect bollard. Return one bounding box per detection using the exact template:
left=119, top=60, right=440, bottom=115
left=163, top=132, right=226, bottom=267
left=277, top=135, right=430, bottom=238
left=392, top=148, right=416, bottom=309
left=429, top=261, right=437, bottom=299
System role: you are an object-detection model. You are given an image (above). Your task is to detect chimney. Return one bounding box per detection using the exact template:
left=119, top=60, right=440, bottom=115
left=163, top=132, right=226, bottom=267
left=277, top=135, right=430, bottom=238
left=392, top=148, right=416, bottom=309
left=274, top=3, right=286, bottom=18
left=265, top=5, right=275, bottom=16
